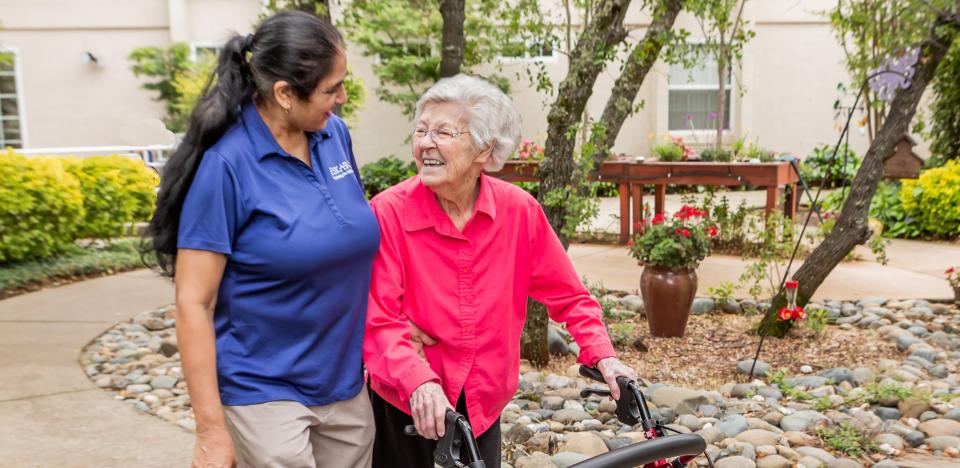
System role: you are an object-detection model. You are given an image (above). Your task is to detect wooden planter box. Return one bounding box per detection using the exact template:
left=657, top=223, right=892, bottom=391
left=488, top=160, right=800, bottom=243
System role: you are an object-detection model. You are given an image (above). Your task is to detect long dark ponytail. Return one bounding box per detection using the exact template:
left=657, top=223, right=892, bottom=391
left=147, top=11, right=344, bottom=276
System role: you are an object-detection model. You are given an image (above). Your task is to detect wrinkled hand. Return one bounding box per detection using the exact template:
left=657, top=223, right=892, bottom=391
left=409, top=381, right=453, bottom=440
left=408, top=320, right=437, bottom=362
left=192, top=426, right=236, bottom=468
left=596, top=357, right=639, bottom=401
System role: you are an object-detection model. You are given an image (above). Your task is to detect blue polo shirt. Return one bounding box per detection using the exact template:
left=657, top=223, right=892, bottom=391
left=177, top=103, right=380, bottom=406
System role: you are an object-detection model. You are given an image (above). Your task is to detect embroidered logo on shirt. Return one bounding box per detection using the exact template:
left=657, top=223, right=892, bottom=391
left=328, top=161, right=355, bottom=180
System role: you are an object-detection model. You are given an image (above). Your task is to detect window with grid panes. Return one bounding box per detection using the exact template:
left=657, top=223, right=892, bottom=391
left=668, top=56, right=731, bottom=131
left=0, top=51, right=22, bottom=148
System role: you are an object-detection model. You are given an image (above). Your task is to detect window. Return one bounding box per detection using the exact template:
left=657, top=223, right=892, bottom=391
left=190, top=42, right=223, bottom=62
left=499, top=40, right=556, bottom=61
left=0, top=50, right=24, bottom=148
left=668, top=57, right=732, bottom=131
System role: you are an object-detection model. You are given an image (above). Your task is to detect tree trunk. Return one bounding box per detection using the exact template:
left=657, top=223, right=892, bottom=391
left=717, top=42, right=726, bottom=149
left=589, top=0, right=684, bottom=176
left=538, top=0, right=631, bottom=247
left=521, top=298, right=551, bottom=366
left=439, top=0, right=466, bottom=78
left=520, top=0, right=629, bottom=365
left=758, top=14, right=958, bottom=337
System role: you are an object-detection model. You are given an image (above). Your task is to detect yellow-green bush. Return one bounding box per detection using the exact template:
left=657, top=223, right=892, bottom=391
left=64, top=155, right=159, bottom=239
left=900, top=160, right=960, bottom=238
left=0, top=151, right=85, bottom=263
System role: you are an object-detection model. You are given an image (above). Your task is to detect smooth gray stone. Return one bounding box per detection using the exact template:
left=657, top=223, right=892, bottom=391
left=819, top=368, right=855, bottom=386
left=718, top=414, right=750, bottom=438
left=874, top=407, right=902, bottom=421
left=738, top=360, right=770, bottom=377
left=691, top=298, right=715, bottom=315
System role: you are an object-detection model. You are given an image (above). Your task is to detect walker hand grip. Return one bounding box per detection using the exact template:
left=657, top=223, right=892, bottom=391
left=579, top=365, right=605, bottom=383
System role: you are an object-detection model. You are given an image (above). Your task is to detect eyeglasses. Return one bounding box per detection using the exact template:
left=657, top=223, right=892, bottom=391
left=412, top=127, right=470, bottom=144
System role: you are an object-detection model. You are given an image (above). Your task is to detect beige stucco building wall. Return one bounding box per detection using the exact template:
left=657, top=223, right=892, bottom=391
left=0, top=0, right=927, bottom=165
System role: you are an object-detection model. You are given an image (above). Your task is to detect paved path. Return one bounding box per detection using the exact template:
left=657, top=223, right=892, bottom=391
left=0, top=269, right=191, bottom=467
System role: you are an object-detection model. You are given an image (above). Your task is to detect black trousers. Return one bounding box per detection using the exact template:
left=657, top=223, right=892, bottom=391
left=369, top=388, right=501, bottom=468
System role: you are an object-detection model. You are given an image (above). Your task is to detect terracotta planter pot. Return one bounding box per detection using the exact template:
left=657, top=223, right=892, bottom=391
left=640, top=265, right=697, bottom=337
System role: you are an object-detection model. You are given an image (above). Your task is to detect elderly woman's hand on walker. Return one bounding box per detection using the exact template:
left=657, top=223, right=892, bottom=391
left=596, top=356, right=639, bottom=400
left=409, top=381, right=454, bottom=439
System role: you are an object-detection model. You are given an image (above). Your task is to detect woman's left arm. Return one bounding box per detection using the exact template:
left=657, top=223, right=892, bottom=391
left=527, top=204, right=638, bottom=399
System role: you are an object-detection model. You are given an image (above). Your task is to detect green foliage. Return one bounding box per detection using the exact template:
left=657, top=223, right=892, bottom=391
left=63, top=156, right=159, bottom=240
left=805, top=308, right=829, bottom=334
left=628, top=205, right=713, bottom=272
left=653, top=142, right=683, bottom=161
left=826, top=0, right=951, bottom=141
left=128, top=43, right=192, bottom=133
left=0, top=152, right=85, bottom=264
left=800, top=144, right=861, bottom=188
left=929, top=41, right=960, bottom=161
left=359, top=156, right=417, bottom=199
left=900, top=160, right=960, bottom=238
left=606, top=322, right=636, bottom=348
left=699, top=147, right=732, bottom=162
left=817, top=422, right=877, bottom=457
left=172, top=54, right=216, bottom=124
left=0, top=238, right=156, bottom=298
left=340, top=0, right=506, bottom=115
left=707, top=281, right=735, bottom=307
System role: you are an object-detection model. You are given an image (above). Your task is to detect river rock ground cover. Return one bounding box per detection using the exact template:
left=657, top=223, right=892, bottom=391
left=81, top=295, right=960, bottom=467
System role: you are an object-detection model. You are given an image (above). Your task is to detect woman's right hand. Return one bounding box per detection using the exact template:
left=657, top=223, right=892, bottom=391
left=409, top=381, right=453, bottom=440
left=192, top=426, right=236, bottom=468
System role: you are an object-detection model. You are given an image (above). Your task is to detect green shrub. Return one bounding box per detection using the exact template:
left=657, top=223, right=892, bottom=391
left=0, top=151, right=85, bottom=263
left=653, top=143, right=683, bottom=161
left=800, top=144, right=861, bottom=188
left=0, top=238, right=156, bottom=298
left=900, top=160, right=960, bottom=238
left=699, top=147, right=732, bottom=162
left=816, top=422, right=876, bottom=457
left=360, top=156, right=417, bottom=199
left=64, top=156, right=159, bottom=240
left=869, top=181, right=922, bottom=238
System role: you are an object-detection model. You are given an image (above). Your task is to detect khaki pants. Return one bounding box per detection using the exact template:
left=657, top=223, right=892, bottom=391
left=223, top=388, right=374, bottom=468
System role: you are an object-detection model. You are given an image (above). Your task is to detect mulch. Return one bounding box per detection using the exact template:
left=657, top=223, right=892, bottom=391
left=545, top=313, right=902, bottom=389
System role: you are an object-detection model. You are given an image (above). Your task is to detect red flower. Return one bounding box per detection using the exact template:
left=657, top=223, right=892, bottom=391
left=708, top=226, right=718, bottom=237
left=652, top=213, right=665, bottom=225
left=627, top=239, right=634, bottom=248
left=948, top=267, right=956, bottom=275
left=682, top=228, right=691, bottom=237
left=778, top=307, right=792, bottom=321
left=676, top=228, right=683, bottom=236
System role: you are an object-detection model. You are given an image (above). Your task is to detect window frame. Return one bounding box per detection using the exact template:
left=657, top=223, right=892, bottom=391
left=0, top=46, right=28, bottom=149
left=497, top=38, right=559, bottom=64
left=189, top=41, right=223, bottom=63
left=666, top=50, right=736, bottom=136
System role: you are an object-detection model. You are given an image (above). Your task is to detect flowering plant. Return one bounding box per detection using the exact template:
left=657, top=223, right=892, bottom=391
left=628, top=205, right=715, bottom=272
left=947, top=267, right=959, bottom=288
left=513, top=139, right=545, bottom=160
left=777, top=306, right=806, bottom=322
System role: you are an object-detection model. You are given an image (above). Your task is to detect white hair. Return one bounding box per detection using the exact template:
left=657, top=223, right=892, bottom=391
left=413, top=74, right=522, bottom=171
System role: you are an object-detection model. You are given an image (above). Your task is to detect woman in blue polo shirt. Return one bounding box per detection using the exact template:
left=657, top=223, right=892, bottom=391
left=147, top=11, right=379, bottom=468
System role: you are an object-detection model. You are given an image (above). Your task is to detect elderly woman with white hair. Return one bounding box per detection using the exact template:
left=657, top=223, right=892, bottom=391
left=363, top=74, right=637, bottom=467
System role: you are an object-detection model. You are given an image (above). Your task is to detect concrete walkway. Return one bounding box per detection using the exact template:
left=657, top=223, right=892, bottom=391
left=0, top=269, right=191, bottom=467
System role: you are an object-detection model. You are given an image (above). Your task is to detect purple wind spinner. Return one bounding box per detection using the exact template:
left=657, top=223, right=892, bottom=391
left=868, top=47, right=920, bottom=102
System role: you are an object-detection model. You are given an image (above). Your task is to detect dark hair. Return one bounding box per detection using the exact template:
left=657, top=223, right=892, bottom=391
left=147, top=11, right=343, bottom=276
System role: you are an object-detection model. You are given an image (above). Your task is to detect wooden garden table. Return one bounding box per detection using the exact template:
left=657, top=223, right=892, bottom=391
left=488, top=160, right=799, bottom=244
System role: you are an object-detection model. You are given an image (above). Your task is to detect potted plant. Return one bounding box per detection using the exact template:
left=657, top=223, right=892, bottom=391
left=628, top=205, right=715, bottom=337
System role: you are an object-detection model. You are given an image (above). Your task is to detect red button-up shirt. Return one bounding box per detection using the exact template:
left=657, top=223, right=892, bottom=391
left=363, top=175, right=616, bottom=435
